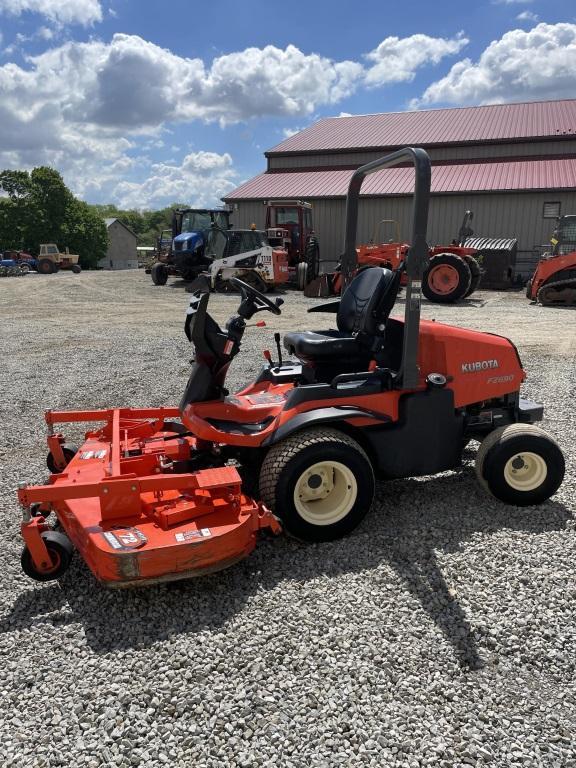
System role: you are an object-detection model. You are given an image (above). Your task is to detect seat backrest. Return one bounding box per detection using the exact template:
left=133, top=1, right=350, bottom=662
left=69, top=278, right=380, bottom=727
left=337, top=267, right=400, bottom=335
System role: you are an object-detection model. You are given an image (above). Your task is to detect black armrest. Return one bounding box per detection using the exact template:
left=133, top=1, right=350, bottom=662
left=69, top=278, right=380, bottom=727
left=308, top=301, right=340, bottom=314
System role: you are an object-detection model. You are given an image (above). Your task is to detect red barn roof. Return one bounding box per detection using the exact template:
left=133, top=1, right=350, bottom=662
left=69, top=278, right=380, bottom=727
left=267, top=99, right=576, bottom=155
left=224, top=157, right=576, bottom=200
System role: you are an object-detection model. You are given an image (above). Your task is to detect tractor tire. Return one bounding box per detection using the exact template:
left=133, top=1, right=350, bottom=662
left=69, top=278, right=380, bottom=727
left=297, top=262, right=308, bottom=290
left=151, top=262, right=168, bottom=285
left=462, top=255, right=481, bottom=297
left=21, top=531, right=74, bottom=582
left=37, top=258, right=55, bottom=275
left=475, top=424, right=564, bottom=506
left=259, top=427, right=375, bottom=542
left=422, top=253, right=471, bottom=303
left=71, top=264, right=82, bottom=274
left=181, top=268, right=198, bottom=282
left=46, top=444, right=78, bottom=474
left=304, top=237, right=320, bottom=285
left=525, top=279, right=533, bottom=299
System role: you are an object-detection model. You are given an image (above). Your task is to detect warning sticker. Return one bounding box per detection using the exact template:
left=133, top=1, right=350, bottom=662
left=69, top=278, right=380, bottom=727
left=102, top=528, right=147, bottom=550
left=175, top=528, right=211, bottom=543
left=80, top=449, right=107, bottom=460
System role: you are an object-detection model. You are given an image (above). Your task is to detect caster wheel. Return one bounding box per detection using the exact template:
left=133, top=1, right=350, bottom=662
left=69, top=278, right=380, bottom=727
left=21, top=531, right=74, bottom=582
left=46, top=444, right=78, bottom=473
left=475, top=424, right=565, bottom=506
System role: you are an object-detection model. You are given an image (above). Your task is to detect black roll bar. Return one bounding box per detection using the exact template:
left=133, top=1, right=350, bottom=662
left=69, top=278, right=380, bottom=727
left=340, top=147, right=431, bottom=389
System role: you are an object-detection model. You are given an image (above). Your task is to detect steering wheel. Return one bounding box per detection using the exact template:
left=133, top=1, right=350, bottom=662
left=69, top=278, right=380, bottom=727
left=230, top=276, right=283, bottom=315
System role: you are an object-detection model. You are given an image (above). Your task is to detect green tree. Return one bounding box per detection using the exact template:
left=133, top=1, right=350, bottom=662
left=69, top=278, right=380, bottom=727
left=0, top=166, right=108, bottom=268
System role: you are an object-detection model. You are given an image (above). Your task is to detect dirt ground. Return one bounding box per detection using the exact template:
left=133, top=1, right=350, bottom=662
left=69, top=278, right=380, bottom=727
left=1, top=269, right=575, bottom=768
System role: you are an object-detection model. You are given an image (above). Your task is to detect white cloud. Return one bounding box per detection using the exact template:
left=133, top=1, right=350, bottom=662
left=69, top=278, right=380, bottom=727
left=364, top=32, right=469, bottom=86
left=112, top=151, right=237, bottom=210
left=0, top=0, right=102, bottom=26
left=517, top=10, right=539, bottom=22
left=0, top=30, right=472, bottom=206
left=415, top=23, right=576, bottom=107
left=493, top=0, right=534, bottom=4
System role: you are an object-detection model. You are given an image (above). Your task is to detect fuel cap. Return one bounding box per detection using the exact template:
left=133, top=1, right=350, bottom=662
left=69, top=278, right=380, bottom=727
left=426, top=373, right=447, bottom=389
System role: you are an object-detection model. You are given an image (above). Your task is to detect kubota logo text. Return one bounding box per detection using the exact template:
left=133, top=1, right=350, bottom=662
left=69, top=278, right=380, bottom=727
left=461, top=359, right=499, bottom=373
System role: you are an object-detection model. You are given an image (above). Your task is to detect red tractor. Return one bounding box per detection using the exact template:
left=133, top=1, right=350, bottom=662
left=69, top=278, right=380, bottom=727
left=16, top=149, right=564, bottom=588
left=265, top=201, right=320, bottom=288
left=526, top=215, right=576, bottom=306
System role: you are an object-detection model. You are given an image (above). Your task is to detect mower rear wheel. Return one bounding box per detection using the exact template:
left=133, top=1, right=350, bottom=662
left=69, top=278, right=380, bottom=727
left=463, top=255, right=481, bottom=297
left=151, top=262, right=168, bottom=285
left=19, top=263, right=31, bottom=274
left=259, top=427, right=374, bottom=542
left=21, top=531, right=74, bottom=582
left=475, top=424, right=564, bottom=506
left=422, top=253, right=471, bottom=303
left=46, top=444, right=78, bottom=473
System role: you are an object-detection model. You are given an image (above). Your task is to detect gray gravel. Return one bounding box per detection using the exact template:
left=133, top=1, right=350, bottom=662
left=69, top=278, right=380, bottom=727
left=1, top=270, right=575, bottom=768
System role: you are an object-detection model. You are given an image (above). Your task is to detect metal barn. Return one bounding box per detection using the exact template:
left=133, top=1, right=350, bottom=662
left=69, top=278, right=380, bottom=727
left=223, top=99, right=576, bottom=279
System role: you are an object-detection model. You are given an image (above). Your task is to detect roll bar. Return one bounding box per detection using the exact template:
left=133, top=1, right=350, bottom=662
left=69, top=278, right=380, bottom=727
left=341, top=147, right=431, bottom=389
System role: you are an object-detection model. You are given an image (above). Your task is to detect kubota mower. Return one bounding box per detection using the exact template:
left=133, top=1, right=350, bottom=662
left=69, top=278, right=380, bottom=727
left=17, top=148, right=565, bottom=588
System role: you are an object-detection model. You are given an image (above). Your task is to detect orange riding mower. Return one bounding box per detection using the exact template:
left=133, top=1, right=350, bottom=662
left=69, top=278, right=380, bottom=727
left=18, top=148, right=564, bottom=587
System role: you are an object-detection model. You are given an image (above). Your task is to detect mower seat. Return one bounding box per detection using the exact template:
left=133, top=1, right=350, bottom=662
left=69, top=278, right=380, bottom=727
left=284, top=267, right=400, bottom=363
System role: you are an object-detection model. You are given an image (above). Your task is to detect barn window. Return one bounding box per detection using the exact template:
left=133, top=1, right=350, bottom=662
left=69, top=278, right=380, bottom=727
left=543, top=202, right=561, bottom=219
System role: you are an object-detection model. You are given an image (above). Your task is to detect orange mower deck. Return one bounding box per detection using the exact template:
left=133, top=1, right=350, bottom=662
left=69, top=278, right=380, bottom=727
left=18, top=408, right=280, bottom=587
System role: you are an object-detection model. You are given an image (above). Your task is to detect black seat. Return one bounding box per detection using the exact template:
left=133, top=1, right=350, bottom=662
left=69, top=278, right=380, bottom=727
left=284, top=267, right=400, bottom=364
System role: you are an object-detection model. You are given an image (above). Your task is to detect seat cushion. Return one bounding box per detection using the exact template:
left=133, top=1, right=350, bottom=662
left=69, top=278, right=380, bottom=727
left=284, top=329, right=361, bottom=359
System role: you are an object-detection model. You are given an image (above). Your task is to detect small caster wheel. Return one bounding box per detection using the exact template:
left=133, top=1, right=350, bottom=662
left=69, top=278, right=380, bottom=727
left=46, top=444, right=78, bottom=474
left=21, top=531, right=74, bottom=582
left=475, top=424, right=565, bottom=506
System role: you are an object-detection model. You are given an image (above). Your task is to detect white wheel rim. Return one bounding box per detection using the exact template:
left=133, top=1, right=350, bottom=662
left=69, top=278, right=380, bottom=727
left=293, top=460, right=357, bottom=525
left=503, top=452, right=548, bottom=491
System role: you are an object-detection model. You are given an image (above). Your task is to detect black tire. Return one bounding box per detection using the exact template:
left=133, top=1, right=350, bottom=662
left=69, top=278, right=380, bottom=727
left=21, top=531, right=73, bottom=582
left=38, top=258, right=55, bottom=275
left=297, top=262, right=308, bottom=290
left=422, top=253, right=472, bottom=303
left=151, top=262, right=168, bottom=285
left=46, top=444, right=78, bottom=473
left=19, top=263, right=31, bottom=274
left=181, top=268, right=198, bottom=282
left=304, top=237, right=320, bottom=284
left=463, top=255, right=481, bottom=297
left=71, top=264, right=82, bottom=274
left=525, top=279, right=533, bottom=299
left=475, top=424, right=564, bottom=506
left=259, top=427, right=375, bottom=542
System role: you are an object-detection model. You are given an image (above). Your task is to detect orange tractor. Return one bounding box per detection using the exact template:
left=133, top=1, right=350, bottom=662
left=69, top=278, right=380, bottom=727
left=309, top=210, right=481, bottom=303
left=526, top=215, right=576, bottom=306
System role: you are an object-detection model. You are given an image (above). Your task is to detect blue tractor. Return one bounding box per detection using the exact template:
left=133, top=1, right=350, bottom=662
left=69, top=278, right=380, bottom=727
left=148, top=208, right=231, bottom=285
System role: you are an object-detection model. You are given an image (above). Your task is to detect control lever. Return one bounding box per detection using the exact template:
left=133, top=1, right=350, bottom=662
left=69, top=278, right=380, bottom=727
left=263, top=350, right=273, bottom=368
left=274, top=332, right=283, bottom=367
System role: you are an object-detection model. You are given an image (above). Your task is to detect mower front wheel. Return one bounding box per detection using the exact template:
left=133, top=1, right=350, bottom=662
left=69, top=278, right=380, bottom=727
left=71, top=264, right=82, bottom=274
left=475, top=424, right=564, bottom=506
left=21, top=531, right=74, bottom=582
left=46, top=444, right=78, bottom=473
left=259, top=427, right=375, bottom=542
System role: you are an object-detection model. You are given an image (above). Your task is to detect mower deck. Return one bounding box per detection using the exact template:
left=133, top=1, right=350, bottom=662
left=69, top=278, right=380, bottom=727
left=18, top=408, right=280, bottom=587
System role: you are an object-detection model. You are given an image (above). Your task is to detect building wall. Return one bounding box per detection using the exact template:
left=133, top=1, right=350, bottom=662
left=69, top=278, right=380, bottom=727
left=230, top=190, right=576, bottom=276
left=266, top=139, right=576, bottom=170
left=98, top=221, right=138, bottom=270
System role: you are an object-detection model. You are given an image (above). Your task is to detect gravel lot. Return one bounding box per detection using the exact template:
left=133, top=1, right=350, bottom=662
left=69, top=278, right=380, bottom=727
left=1, top=270, right=575, bottom=768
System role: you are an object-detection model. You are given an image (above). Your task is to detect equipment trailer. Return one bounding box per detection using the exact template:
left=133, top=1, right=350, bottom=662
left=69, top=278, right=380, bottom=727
left=17, top=148, right=564, bottom=587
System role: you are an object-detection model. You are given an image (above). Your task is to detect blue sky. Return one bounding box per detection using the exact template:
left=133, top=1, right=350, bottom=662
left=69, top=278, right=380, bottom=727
left=0, top=0, right=574, bottom=209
